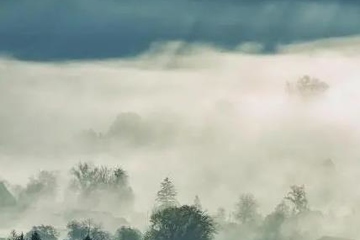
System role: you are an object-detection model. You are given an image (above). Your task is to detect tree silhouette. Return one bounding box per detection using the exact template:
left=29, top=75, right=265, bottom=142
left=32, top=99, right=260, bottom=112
left=234, top=193, right=260, bottom=225
left=115, top=227, right=142, bottom=240
left=31, top=232, right=41, bottom=240
left=155, top=177, right=178, bottom=210
left=25, top=225, right=58, bottom=240
left=145, top=205, right=216, bottom=240
left=285, top=185, right=309, bottom=215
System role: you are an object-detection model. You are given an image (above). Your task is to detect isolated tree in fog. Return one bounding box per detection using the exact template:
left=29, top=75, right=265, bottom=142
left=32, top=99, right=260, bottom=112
left=71, top=163, right=131, bottom=194
left=286, top=75, right=329, bottom=98
left=155, top=177, right=178, bottom=210
left=115, top=227, right=142, bottom=240
left=145, top=205, right=216, bottom=240
left=193, top=195, right=202, bottom=210
left=70, top=162, right=134, bottom=210
left=285, top=185, right=308, bottom=214
left=25, top=225, right=58, bottom=240
left=235, top=193, right=260, bottom=225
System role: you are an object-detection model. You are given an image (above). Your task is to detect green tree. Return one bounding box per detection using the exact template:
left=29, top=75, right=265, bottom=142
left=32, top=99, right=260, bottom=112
left=31, top=232, right=41, bottom=240
left=145, top=205, right=216, bottom=240
left=115, top=227, right=142, bottom=240
left=26, top=226, right=58, bottom=240
left=285, top=185, right=308, bottom=215
left=262, top=201, right=290, bottom=240
left=67, top=219, right=111, bottom=240
left=70, top=162, right=134, bottom=211
left=234, top=193, right=260, bottom=225
left=155, top=177, right=178, bottom=210
left=18, top=171, right=57, bottom=207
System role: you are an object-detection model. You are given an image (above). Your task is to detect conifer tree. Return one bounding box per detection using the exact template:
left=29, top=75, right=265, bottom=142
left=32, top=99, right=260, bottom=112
left=155, top=177, right=178, bottom=210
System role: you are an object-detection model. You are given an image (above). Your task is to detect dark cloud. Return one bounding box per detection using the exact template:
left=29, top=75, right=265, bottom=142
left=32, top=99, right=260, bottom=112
left=0, top=0, right=360, bottom=61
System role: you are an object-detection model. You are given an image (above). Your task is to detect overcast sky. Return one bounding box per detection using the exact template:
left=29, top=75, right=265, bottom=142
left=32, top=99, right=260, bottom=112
left=1, top=0, right=360, bottom=60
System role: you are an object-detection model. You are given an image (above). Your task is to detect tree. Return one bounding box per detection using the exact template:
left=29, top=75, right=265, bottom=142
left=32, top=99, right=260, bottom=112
left=193, top=195, right=202, bottom=210
left=31, top=232, right=41, bottom=240
left=25, top=226, right=58, bottom=240
left=262, top=201, right=290, bottom=240
left=285, top=185, right=308, bottom=215
left=107, top=112, right=150, bottom=145
left=70, top=162, right=134, bottom=211
left=234, top=193, right=260, bottom=225
left=155, top=177, right=178, bottom=210
left=18, top=171, right=57, bottom=207
left=286, top=75, right=329, bottom=98
left=115, top=227, right=142, bottom=240
left=145, top=205, right=216, bottom=240
left=213, top=207, right=227, bottom=225
left=67, top=219, right=111, bottom=240
left=8, top=230, right=23, bottom=240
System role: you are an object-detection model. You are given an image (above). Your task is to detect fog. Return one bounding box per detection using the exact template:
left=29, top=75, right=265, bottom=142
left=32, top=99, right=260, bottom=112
left=1, top=38, right=360, bottom=239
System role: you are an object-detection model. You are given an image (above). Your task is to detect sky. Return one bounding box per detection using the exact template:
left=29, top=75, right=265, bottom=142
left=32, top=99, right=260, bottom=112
left=1, top=1, right=360, bottom=239
left=1, top=0, right=360, bottom=60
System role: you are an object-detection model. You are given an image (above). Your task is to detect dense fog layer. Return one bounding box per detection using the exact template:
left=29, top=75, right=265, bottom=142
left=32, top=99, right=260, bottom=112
left=1, top=38, right=360, bottom=239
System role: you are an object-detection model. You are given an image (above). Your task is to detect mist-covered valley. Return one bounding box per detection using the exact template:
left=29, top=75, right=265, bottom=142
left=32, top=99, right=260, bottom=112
left=1, top=40, right=360, bottom=240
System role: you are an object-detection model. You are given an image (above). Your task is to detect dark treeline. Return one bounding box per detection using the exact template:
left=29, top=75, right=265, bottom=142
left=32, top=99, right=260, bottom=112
left=1, top=161, right=327, bottom=240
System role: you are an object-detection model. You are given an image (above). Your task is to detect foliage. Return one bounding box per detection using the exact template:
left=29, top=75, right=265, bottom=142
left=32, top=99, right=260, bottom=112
left=262, top=201, right=290, bottom=240
left=286, top=75, right=329, bottom=98
left=31, top=232, right=41, bottom=240
left=25, top=226, right=58, bottom=240
left=115, top=227, right=142, bottom=240
left=67, top=219, right=111, bottom=240
left=234, top=193, right=260, bottom=225
left=145, top=205, right=216, bottom=240
left=155, top=177, right=178, bottom=210
left=18, top=171, right=57, bottom=207
left=70, top=162, right=134, bottom=209
left=8, top=230, right=24, bottom=240
left=285, top=185, right=308, bottom=215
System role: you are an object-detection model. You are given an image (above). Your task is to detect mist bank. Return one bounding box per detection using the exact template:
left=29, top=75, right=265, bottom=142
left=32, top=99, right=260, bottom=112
left=1, top=40, right=360, bottom=239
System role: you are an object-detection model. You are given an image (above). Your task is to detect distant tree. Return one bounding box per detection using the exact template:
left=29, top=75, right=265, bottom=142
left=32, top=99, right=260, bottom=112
left=70, top=162, right=134, bottom=210
left=25, top=225, right=58, bottom=240
left=67, top=219, right=111, bottom=240
left=262, top=201, right=290, bottom=240
left=213, top=207, right=227, bottom=225
left=115, top=227, right=142, bottom=240
left=193, top=195, right=202, bottom=210
left=8, top=230, right=21, bottom=240
left=234, top=193, right=260, bottom=225
left=286, top=75, right=329, bottom=98
left=18, top=171, right=57, bottom=207
left=145, top=205, right=216, bottom=240
left=70, top=163, right=131, bottom=195
left=155, top=177, right=178, bottom=210
left=285, top=185, right=308, bottom=215
left=31, top=232, right=41, bottom=240
left=107, top=112, right=149, bottom=144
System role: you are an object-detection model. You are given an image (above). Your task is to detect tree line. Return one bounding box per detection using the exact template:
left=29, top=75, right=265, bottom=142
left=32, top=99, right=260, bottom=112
left=5, top=169, right=320, bottom=240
